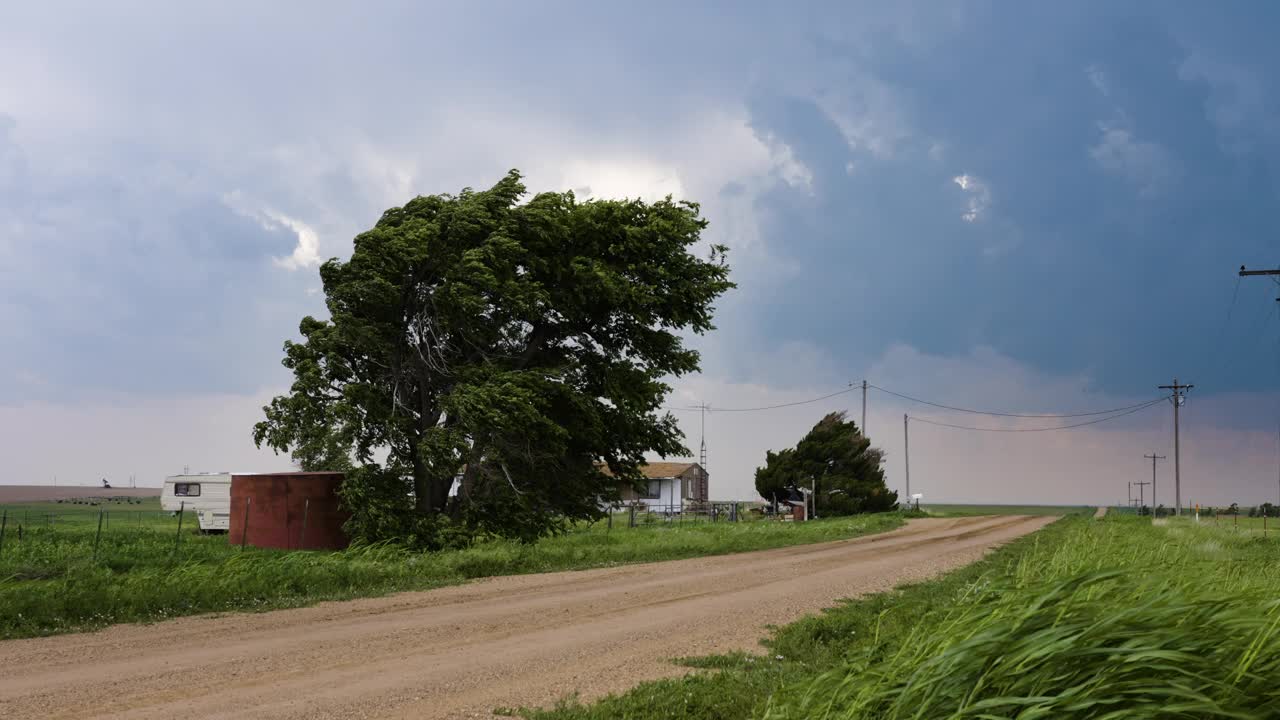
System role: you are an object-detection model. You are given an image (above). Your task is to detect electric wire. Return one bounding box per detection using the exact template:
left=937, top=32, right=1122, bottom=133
left=868, top=384, right=1162, bottom=418
left=668, top=380, right=1162, bottom=420
left=665, top=386, right=857, bottom=413
left=906, top=397, right=1167, bottom=432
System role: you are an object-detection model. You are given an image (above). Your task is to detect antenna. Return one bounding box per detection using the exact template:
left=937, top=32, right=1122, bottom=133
left=697, top=403, right=709, bottom=501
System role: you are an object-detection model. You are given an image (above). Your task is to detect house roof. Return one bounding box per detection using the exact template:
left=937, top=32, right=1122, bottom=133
left=637, top=462, right=699, bottom=479
left=597, top=461, right=701, bottom=479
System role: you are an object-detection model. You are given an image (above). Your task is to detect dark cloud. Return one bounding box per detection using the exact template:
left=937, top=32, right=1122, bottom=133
left=716, top=2, right=1280, bottom=398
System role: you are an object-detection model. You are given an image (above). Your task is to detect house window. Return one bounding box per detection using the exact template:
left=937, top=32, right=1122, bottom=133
left=174, top=483, right=201, bottom=497
left=643, top=480, right=662, bottom=499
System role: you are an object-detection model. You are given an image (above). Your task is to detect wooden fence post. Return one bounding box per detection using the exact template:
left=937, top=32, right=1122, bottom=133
left=171, top=500, right=185, bottom=563
left=93, top=508, right=105, bottom=562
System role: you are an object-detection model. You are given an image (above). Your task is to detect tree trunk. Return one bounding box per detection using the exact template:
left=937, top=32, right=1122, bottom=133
left=411, top=452, right=432, bottom=514
left=410, top=458, right=454, bottom=514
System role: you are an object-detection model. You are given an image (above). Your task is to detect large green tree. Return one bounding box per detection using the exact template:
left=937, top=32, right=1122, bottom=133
left=254, top=171, right=733, bottom=544
left=754, top=412, right=897, bottom=515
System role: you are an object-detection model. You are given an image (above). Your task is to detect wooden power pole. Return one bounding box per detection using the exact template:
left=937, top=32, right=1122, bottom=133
left=1144, top=453, right=1165, bottom=513
left=1158, top=379, right=1193, bottom=516
left=903, top=414, right=910, bottom=501
left=1133, top=480, right=1151, bottom=513
left=861, top=379, right=868, bottom=435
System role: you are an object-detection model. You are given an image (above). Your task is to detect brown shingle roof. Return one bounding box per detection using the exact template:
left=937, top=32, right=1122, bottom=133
left=596, top=461, right=700, bottom=479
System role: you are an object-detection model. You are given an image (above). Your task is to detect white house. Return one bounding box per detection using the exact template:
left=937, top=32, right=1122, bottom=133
left=613, top=461, right=708, bottom=511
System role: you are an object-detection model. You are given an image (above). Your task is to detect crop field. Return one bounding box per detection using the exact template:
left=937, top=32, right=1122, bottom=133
left=0, top=504, right=903, bottom=640
left=526, top=514, right=1280, bottom=719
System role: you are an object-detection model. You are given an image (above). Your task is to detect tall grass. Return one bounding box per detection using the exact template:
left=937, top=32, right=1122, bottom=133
left=0, top=512, right=903, bottom=639
left=766, top=516, right=1280, bottom=719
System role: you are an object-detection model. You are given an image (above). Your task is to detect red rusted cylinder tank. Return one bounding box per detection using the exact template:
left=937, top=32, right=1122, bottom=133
left=229, top=472, right=349, bottom=550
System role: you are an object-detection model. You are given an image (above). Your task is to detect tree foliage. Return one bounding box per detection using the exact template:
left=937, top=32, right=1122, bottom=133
left=254, top=171, right=733, bottom=545
left=754, top=411, right=897, bottom=515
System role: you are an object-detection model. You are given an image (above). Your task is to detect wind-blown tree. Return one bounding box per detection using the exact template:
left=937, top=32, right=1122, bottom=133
left=254, top=171, right=733, bottom=545
left=754, top=412, right=896, bottom=516
left=755, top=448, right=802, bottom=511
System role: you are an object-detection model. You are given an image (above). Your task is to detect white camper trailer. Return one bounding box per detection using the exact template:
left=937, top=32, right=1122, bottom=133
left=161, top=473, right=232, bottom=532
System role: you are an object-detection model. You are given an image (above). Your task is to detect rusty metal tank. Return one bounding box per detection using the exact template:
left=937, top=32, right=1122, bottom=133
left=228, top=472, right=349, bottom=550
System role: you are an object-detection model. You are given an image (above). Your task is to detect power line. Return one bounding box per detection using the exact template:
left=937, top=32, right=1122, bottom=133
left=868, top=384, right=1161, bottom=418
left=665, top=385, right=858, bottom=413
left=906, top=397, right=1165, bottom=432
left=669, top=381, right=1164, bottom=419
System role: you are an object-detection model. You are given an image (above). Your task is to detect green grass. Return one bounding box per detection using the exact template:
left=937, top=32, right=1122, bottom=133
left=0, top=497, right=173, bottom=529
left=0, top=508, right=903, bottom=639
left=523, top=514, right=1280, bottom=719
left=920, top=503, right=1093, bottom=517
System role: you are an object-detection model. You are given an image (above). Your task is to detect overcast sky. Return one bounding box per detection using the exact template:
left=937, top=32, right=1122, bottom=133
left=2, top=2, right=1279, bottom=507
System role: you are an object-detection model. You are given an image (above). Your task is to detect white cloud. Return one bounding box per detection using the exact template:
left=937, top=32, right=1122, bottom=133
left=221, top=191, right=323, bottom=271
left=1090, top=123, right=1180, bottom=193
left=265, top=211, right=322, bottom=270
left=558, top=159, right=684, bottom=202
left=812, top=68, right=913, bottom=159
left=770, top=141, right=814, bottom=191
left=952, top=173, right=990, bottom=222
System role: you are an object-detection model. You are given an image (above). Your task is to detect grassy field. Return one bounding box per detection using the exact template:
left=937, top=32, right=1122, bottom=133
left=0, top=497, right=172, bottom=529
left=920, top=503, right=1093, bottom=517
left=0, top=508, right=903, bottom=640
left=522, top=514, right=1280, bottom=719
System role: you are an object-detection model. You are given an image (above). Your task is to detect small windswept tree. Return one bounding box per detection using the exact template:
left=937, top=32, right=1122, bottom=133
left=754, top=411, right=896, bottom=516
left=254, top=171, right=733, bottom=545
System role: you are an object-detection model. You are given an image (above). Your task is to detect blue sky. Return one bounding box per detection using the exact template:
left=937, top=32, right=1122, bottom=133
left=2, top=2, right=1278, bottom=504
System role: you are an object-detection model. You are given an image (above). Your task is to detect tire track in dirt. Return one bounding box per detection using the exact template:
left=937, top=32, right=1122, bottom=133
left=0, top=515, right=1055, bottom=719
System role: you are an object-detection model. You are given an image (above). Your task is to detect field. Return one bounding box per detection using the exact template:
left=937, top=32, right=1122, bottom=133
left=0, top=485, right=161, bottom=504
left=920, top=503, right=1093, bottom=517
left=525, top=513, right=1280, bottom=719
left=0, top=504, right=903, bottom=639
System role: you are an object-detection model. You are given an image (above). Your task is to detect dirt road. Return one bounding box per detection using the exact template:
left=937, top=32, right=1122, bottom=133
left=0, top=515, right=1054, bottom=720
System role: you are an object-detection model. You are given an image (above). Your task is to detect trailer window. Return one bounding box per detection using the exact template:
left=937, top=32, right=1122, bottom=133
left=174, top=483, right=201, bottom=497
left=642, top=480, right=661, bottom=499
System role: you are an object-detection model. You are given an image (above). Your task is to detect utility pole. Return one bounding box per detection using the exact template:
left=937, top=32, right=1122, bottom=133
left=1239, top=266, right=1280, bottom=507
left=861, top=380, right=868, bottom=435
left=1144, top=453, right=1165, bottom=513
left=903, top=414, right=910, bottom=501
left=1158, top=378, right=1193, bottom=516
left=1134, top=480, right=1151, bottom=514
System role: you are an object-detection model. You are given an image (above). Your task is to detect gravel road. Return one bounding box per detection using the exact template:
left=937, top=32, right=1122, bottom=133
left=0, top=514, right=1054, bottom=720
